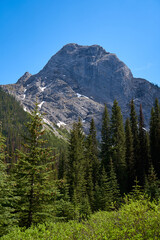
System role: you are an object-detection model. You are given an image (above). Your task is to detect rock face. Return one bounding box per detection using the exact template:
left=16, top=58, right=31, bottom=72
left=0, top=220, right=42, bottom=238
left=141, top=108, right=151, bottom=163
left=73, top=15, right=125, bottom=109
left=1, top=43, right=160, bottom=137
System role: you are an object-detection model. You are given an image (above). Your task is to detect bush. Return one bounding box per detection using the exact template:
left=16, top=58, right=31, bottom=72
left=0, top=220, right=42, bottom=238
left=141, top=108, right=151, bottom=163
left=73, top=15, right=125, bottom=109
left=2, top=198, right=160, bottom=239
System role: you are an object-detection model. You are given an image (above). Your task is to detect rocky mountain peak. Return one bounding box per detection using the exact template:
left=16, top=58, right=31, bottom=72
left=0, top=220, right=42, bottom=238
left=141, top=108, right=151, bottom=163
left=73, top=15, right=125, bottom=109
left=17, top=72, right=32, bottom=84
left=58, top=43, right=108, bottom=56
left=1, top=44, right=160, bottom=138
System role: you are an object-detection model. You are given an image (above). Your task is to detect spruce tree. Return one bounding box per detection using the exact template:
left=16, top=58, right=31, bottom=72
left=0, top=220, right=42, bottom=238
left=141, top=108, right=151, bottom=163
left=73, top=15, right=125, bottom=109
left=0, top=127, right=16, bottom=236
left=144, top=164, right=160, bottom=201
left=150, top=98, right=160, bottom=177
left=86, top=119, right=99, bottom=188
left=130, top=99, right=139, bottom=183
left=109, top=158, right=121, bottom=207
left=94, top=167, right=111, bottom=211
left=138, top=104, right=148, bottom=185
left=13, top=103, right=58, bottom=228
left=110, top=100, right=126, bottom=193
left=101, top=104, right=110, bottom=173
left=125, top=118, right=134, bottom=192
left=66, top=120, right=88, bottom=213
left=58, top=148, right=67, bottom=180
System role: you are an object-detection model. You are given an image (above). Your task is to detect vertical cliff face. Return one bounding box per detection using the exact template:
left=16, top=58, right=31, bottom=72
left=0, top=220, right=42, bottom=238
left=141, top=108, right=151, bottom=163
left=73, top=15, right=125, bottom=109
left=1, top=43, right=160, bottom=136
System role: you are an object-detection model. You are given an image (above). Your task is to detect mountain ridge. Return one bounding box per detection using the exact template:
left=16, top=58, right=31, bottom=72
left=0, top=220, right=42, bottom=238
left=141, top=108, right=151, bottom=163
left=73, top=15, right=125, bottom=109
left=1, top=43, right=160, bottom=137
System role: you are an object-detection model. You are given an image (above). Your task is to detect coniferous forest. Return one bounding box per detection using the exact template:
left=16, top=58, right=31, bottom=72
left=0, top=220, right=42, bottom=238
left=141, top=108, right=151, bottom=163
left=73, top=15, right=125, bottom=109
left=0, top=89, right=160, bottom=239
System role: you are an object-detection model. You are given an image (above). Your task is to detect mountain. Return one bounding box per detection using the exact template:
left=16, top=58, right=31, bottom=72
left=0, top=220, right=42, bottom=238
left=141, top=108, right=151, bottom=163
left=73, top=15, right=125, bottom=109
left=0, top=87, right=30, bottom=162
left=0, top=88, right=68, bottom=163
left=1, top=43, right=160, bottom=137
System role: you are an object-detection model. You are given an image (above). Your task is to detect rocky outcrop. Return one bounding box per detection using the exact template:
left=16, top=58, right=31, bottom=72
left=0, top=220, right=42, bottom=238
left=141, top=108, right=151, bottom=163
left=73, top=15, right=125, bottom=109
left=1, top=43, right=160, bottom=137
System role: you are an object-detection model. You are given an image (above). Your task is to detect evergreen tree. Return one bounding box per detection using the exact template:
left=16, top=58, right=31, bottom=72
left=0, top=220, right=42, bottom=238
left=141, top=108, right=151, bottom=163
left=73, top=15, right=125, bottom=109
left=101, top=104, right=110, bottom=173
left=13, top=103, right=58, bottom=228
left=138, top=104, right=149, bottom=185
left=145, top=132, right=151, bottom=173
left=109, top=159, right=121, bottom=207
left=150, top=98, right=160, bottom=178
left=130, top=99, right=139, bottom=183
left=110, top=100, right=126, bottom=193
left=126, top=178, right=143, bottom=201
left=144, top=164, right=160, bottom=201
left=66, top=120, right=87, bottom=209
left=0, top=126, right=16, bottom=236
left=125, top=118, right=134, bottom=192
left=58, top=148, right=67, bottom=180
left=94, top=159, right=120, bottom=211
left=94, top=167, right=111, bottom=211
left=86, top=119, right=99, bottom=188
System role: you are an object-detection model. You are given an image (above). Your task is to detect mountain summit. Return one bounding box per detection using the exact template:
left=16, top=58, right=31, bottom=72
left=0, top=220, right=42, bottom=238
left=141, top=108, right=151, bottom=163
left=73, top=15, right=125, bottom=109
left=1, top=43, right=160, bottom=136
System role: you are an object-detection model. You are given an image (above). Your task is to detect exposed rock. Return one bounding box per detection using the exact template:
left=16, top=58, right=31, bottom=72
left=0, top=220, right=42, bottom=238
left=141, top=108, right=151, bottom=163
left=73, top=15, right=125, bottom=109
left=1, top=43, right=160, bottom=138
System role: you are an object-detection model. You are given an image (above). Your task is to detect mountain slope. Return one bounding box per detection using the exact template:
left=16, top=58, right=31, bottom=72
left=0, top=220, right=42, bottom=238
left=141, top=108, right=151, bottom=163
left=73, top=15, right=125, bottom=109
left=0, top=88, right=68, bottom=163
left=1, top=43, right=160, bottom=136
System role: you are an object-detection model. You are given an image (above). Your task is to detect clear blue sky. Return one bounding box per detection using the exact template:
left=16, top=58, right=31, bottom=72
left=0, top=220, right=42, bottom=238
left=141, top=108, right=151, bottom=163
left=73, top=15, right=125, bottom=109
left=0, top=0, right=160, bottom=85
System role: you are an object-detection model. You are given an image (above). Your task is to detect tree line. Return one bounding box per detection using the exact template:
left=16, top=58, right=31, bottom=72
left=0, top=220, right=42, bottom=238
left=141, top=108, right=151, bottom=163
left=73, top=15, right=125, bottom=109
left=0, top=98, right=160, bottom=236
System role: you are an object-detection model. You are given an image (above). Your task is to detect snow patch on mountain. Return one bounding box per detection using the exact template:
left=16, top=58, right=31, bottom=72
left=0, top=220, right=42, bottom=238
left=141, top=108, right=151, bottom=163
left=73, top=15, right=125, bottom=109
left=38, top=101, right=44, bottom=109
left=57, top=121, right=66, bottom=128
left=39, top=86, right=46, bottom=92
left=76, top=93, right=89, bottom=99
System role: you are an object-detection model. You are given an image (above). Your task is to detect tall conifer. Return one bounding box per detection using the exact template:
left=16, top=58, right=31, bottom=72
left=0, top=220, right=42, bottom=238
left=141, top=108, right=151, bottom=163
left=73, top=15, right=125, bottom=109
left=101, top=104, right=110, bottom=173
left=13, top=103, right=58, bottom=228
left=67, top=120, right=87, bottom=206
left=110, top=100, right=126, bottom=193
left=130, top=99, right=139, bottom=182
left=0, top=127, right=16, bottom=236
left=138, top=104, right=148, bottom=185
left=150, top=98, right=160, bottom=177
left=85, top=119, right=99, bottom=210
left=125, top=118, right=134, bottom=192
left=86, top=119, right=99, bottom=188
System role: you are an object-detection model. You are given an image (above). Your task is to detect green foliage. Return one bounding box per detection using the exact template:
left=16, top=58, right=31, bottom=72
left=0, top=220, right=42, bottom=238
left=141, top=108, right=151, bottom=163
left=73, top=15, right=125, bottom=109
left=130, top=99, right=139, bottom=182
left=66, top=120, right=91, bottom=219
left=12, top=103, right=59, bottom=228
left=66, top=120, right=86, bottom=202
left=0, top=88, right=29, bottom=163
left=1, top=90, right=160, bottom=238
left=144, top=164, right=160, bottom=201
left=150, top=98, right=160, bottom=178
left=138, top=104, right=150, bottom=185
left=101, top=104, right=110, bottom=173
left=94, top=167, right=111, bottom=211
left=125, top=118, right=134, bottom=191
left=2, top=197, right=160, bottom=240
left=85, top=119, right=99, bottom=210
left=0, top=130, right=16, bottom=236
left=86, top=118, right=100, bottom=188
left=110, top=100, right=126, bottom=193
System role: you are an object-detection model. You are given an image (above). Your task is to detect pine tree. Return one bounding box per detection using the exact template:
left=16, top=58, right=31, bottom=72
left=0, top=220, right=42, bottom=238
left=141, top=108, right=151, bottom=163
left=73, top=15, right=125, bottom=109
left=144, top=164, right=160, bottom=201
left=58, top=148, right=67, bottom=180
left=86, top=119, right=99, bottom=188
left=66, top=120, right=87, bottom=208
left=101, top=104, right=110, bottom=173
left=125, top=118, right=134, bottom=192
left=0, top=126, right=16, bottom=236
left=94, top=167, right=111, bottom=211
left=108, top=158, right=121, bottom=207
left=110, top=100, right=126, bottom=193
left=130, top=99, right=139, bottom=183
left=150, top=98, right=160, bottom=178
left=127, top=178, right=143, bottom=201
left=13, top=103, right=58, bottom=228
left=138, top=104, right=148, bottom=185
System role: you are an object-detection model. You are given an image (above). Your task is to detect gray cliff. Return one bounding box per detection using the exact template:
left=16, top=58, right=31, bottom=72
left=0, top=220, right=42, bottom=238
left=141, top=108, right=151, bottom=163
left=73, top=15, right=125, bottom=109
left=1, top=43, right=160, bottom=137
